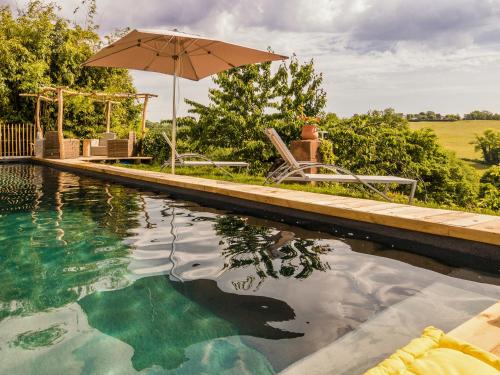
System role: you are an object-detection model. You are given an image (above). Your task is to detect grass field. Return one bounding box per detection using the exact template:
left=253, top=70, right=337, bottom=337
left=409, top=120, right=500, bottom=161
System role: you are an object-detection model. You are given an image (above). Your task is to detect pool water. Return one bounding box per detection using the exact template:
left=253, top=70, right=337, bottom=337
left=0, top=164, right=498, bottom=375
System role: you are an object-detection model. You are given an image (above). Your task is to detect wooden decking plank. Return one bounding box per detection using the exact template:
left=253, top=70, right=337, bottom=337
left=361, top=203, right=411, bottom=212
left=370, top=206, right=449, bottom=219
left=421, top=211, right=478, bottom=224
left=448, top=216, right=499, bottom=227
left=448, top=301, right=500, bottom=356
left=467, top=220, right=500, bottom=232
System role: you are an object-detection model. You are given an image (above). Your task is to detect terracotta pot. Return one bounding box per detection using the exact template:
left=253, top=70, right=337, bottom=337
left=301, top=124, right=319, bottom=140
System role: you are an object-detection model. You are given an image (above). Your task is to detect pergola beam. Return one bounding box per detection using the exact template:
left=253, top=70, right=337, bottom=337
left=38, top=86, right=157, bottom=100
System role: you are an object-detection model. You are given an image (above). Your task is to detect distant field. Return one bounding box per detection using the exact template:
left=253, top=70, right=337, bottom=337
left=409, top=120, right=500, bottom=161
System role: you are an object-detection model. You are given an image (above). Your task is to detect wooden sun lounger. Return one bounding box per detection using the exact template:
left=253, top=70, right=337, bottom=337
left=160, top=132, right=249, bottom=173
left=264, top=128, right=417, bottom=203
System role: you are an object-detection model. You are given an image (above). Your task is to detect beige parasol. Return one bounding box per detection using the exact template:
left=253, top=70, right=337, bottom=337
left=84, top=29, right=287, bottom=173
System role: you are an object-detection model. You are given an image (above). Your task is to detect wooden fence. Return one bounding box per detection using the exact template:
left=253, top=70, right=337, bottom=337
left=0, top=123, right=36, bottom=157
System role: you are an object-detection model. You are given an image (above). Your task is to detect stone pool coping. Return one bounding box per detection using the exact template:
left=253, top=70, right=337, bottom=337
left=32, top=157, right=500, bottom=265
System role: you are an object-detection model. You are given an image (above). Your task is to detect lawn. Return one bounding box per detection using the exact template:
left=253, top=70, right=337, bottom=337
left=409, top=120, right=500, bottom=161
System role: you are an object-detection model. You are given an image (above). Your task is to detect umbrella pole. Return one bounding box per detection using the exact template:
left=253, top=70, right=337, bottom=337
left=171, top=60, right=177, bottom=174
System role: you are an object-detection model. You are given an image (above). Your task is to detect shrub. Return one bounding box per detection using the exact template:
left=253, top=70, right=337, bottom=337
left=478, top=165, right=500, bottom=210
left=140, top=126, right=169, bottom=163
left=140, top=118, right=204, bottom=164
left=321, top=109, right=478, bottom=206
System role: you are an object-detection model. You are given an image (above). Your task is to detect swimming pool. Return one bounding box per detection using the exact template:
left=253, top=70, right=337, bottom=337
left=0, top=163, right=499, bottom=375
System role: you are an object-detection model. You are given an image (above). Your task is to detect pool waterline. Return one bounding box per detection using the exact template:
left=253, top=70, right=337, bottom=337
left=0, top=164, right=499, bottom=375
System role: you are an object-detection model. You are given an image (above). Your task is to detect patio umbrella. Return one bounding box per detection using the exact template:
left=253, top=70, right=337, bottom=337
left=84, top=29, right=287, bottom=173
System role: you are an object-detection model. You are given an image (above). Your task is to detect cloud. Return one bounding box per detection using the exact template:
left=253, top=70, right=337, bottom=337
left=343, top=0, right=500, bottom=51
left=3, top=0, right=500, bottom=119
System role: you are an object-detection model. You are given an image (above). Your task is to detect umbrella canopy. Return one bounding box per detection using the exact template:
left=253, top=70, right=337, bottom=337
left=84, top=29, right=287, bottom=173
left=85, top=29, right=287, bottom=81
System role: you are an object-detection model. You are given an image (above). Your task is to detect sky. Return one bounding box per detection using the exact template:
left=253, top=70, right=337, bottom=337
left=4, top=0, right=500, bottom=121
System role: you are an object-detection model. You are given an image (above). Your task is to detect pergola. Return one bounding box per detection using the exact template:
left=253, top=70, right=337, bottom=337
left=20, top=86, right=157, bottom=158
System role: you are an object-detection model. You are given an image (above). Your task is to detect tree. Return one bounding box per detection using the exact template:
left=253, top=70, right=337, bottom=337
left=183, top=55, right=326, bottom=172
left=464, top=110, right=500, bottom=120
left=0, top=1, right=140, bottom=138
left=471, top=129, right=500, bottom=165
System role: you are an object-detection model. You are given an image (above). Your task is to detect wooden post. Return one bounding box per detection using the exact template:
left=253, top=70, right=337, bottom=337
left=22, top=124, right=24, bottom=155
left=105, top=100, right=112, bottom=133
left=1, top=123, right=4, bottom=157
left=57, top=87, right=65, bottom=159
left=32, top=122, right=35, bottom=155
left=17, top=124, right=20, bottom=156
left=8, top=123, right=11, bottom=156
left=35, top=95, right=42, bottom=137
left=141, top=95, right=149, bottom=138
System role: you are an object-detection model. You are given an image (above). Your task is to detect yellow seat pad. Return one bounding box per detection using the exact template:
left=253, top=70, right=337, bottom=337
left=365, top=326, right=500, bottom=375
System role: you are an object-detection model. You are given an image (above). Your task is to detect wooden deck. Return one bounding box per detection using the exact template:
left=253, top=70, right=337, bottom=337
left=449, top=301, right=500, bottom=356
left=78, top=156, right=152, bottom=163
left=31, top=157, right=500, bottom=248
left=0, top=156, right=32, bottom=162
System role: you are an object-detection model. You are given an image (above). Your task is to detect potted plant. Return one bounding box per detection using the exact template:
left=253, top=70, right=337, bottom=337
left=297, top=110, right=321, bottom=140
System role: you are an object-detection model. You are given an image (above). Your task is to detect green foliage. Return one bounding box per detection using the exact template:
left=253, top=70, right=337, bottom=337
left=140, top=126, right=170, bottom=164
left=318, top=139, right=336, bottom=164
left=406, top=111, right=460, bottom=122
left=321, top=109, right=479, bottom=206
left=140, top=117, right=194, bottom=163
left=478, top=165, right=500, bottom=210
left=480, top=164, right=500, bottom=187
left=464, top=110, right=500, bottom=120
left=0, top=1, right=140, bottom=138
left=471, top=129, right=500, bottom=165
left=184, top=55, right=326, bottom=172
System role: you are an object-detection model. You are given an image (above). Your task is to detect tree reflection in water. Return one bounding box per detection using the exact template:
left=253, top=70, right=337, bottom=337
left=215, top=216, right=331, bottom=288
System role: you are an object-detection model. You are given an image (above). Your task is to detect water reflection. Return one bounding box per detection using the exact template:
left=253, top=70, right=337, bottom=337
left=215, top=215, right=331, bottom=286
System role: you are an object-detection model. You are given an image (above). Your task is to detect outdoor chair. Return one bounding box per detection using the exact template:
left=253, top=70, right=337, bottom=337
left=160, top=132, right=249, bottom=174
left=90, top=132, right=116, bottom=157
left=42, top=131, right=80, bottom=159
left=264, top=128, right=417, bottom=203
left=107, top=131, right=136, bottom=157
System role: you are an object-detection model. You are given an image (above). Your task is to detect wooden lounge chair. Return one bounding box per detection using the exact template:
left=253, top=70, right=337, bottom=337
left=160, top=132, right=249, bottom=173
left=264, top=128, right=417, bottom=203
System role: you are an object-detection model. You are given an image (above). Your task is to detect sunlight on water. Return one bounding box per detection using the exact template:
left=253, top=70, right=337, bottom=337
left=0, top=164, right=498, bottom=375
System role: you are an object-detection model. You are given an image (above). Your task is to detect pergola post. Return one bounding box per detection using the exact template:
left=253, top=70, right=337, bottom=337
left=56, top=87, right=65, bottom=159
left=140, top=95, right=150, bottom=138
left=105, top=100, right=112, bottom=133
left=35, top=95, right=42, bottom=138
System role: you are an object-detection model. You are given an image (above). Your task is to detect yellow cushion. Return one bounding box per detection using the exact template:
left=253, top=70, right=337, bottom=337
left=364, top=326, right=500, bottom=375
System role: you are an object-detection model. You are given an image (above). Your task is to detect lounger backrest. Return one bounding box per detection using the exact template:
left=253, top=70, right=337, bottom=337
left=265, top=128, right=301, bottom=169
left=162, top=132, right=180, bottom=158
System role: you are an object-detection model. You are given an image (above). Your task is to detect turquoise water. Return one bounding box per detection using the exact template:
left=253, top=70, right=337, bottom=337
left=0, top=164, right=499, bottom=375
